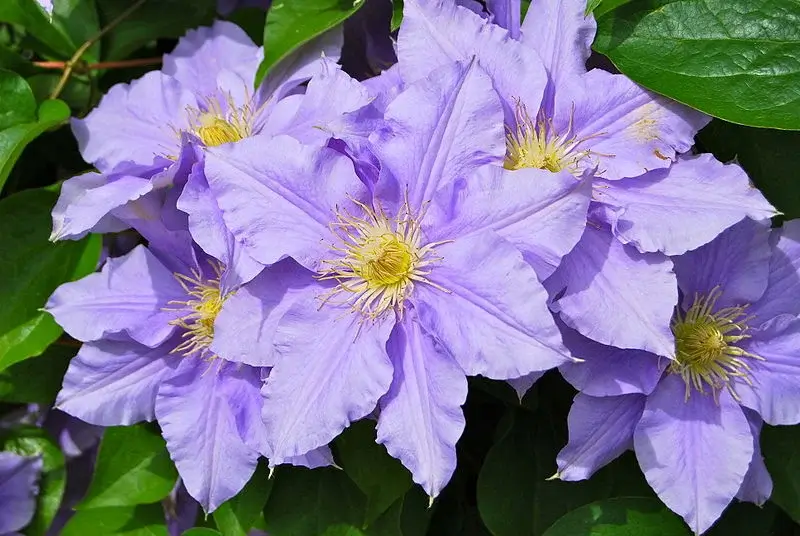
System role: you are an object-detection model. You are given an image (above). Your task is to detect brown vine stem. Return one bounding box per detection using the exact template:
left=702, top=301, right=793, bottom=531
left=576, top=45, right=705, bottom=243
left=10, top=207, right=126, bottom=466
left=49, top=0, right=148, bottom=100
left=35, top=57, right=162, bottom=72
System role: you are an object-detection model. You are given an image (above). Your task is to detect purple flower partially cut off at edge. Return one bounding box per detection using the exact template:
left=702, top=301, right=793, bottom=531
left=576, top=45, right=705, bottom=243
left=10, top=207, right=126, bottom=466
left=0, top=452, right=41, bottom=534
left=555, top=219, right=800, bottom=534
left=46, top=244, right=333, bottom=513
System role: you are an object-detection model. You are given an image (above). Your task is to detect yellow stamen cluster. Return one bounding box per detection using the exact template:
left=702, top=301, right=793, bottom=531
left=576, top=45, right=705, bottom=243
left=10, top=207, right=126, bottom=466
left=185, top=92, right=257, bottom=148
left=670, top=287, right=763, bottom=401
left=318, top=197, right=449, bottom=321
left=166, top=262, right=227, bottom=359
left=504, top=101, right=599, bottom=175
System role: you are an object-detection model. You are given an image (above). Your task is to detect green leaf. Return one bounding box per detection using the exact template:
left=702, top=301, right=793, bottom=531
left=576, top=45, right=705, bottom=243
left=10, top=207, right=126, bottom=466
left=0, top=0, right=77, bottom=58
left=477, top=375, right=652, bottom=536
left=585, top=0, right=604, bottom=14
left=705, top=501, right=779, bottom=536
left=391, top=0, right=402, bottom=31
left=0, top=343, right=74, bottom=404
left=257, top=0, right=365, bottom=83
left=591, top=0, right=632, bottom=18
left=26, top=464, right=67, bottom=536
left=542, top=497, right=689, bottom=536
left=1, top=426, right=66, bottom=536
left=593, top=0, right=800, bottom=129
left=366, top=498, right=403, bottom=536
left=61, top=504, right=169, bottom=536
left=762, top=424, right=800, bottom=523
left=263, top=466, right=367, bottom=536
left=0, top=187, right=100, bottom=371
left=183, top=530, right=223, bottom=536
left=0, top=69, right=36, bottom=130
left=335, top=420, right=413, bottom=527
left=213, top=463, right=273, bottom=536
left=696, top=120, right=800, bottom=220
left=79, top=424, right=178, bottom=509
left=0, top=98, right=71, bottom=192
left=322, top=526, right=367, bottom=536
left=365, top=487, right=432, bottom=536
left=97, top=0, right=217, bottom=61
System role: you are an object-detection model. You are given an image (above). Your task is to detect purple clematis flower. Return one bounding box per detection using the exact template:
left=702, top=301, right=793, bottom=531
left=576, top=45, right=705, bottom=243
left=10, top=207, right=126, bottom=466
left=0, top=451, right=41, bottom=535
left=399, top=0, right=708, bottom=182
left=46, top=244, right=332, bottom=512
left=546, top=156, right=777, bottom=357
left=199, top=59, right=587, bottom=499
left=555, top=218, right=800, bottom=534
left=51, top=20, right=342, bottom=243
left=396, top=0, right=777, bottom=359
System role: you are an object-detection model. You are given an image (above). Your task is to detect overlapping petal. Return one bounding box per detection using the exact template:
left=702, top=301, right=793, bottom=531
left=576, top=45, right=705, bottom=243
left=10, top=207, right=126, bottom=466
left=377, top=313, right=468, bottom=498
left=557, top=393, right=645, bottom=481
left=555, top=70, right=710, bottom=181
left=597, top=155, right=777, bottom=255
left=155, top=358, right=260, bottom=512
left=163, top=21, right=262, bottom=97
left=736, top=411, right=772, bottom=506
left=211, top=259, right=316, bottom=367
left=425, top=164, right=590, bottom=280
left=372, top=60, right=504, bottom=212
left=263, top=286, right=394, bottom=465
left=398, top=0, right=547, bottom=117
left=520, top=0, right=595, bottom=88
left=56, top=338, right=179, bottom=426
left=546, top=225, right=677, bottom=358
left=749, top=219, right=800, bottom=321
left=634, top=375, right=753, bottom=535
left=415, top=231, right=570, bottom=379
left=0, top=452, right=41, bottom=534
left=558, top=321, right=664, bottom=397
left=71, top=71, right=194, bottom=173
left=737, top=315, right=800, bottom=426
left=46, top=245, right=185, bottom=346
left=203, top=135, right=367, bottom=269
left=486, top=0, right=521, bottom=38
left=178, top=163, right=262, bottom=290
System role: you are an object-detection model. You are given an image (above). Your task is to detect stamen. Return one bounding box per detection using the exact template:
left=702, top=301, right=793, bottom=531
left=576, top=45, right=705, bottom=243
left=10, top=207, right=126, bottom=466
left=164, top=261, right=228, bottom=359
left=184, top=90, right=260, bottom=148
left=317, top=195, right=450, bottom=321
left=504, top=100, right=604, bottom=175
left=670, top=287, right=763, bottom=402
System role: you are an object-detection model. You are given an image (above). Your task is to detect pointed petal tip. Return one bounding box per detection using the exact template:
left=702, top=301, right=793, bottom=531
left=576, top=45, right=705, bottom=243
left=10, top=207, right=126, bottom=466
left=428, top=495, right=435, bottom=509
left=545, top=472, right=561, bottom=481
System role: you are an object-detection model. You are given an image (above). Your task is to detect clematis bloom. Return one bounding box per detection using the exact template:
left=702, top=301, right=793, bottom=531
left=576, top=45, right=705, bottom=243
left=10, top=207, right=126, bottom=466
left=200, top=60, right=588, bottom=498
left=51, top=20, right=342, bottom=243
left=555, top=218, right=800, bottom=534
left=46, top=245, right=331, bottom=512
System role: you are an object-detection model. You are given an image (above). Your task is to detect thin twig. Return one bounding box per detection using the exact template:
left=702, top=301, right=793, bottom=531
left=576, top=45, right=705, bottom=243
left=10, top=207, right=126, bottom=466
left=49, top=0, right=148, bottom=99
left=34, top=56, right=162, bottom=72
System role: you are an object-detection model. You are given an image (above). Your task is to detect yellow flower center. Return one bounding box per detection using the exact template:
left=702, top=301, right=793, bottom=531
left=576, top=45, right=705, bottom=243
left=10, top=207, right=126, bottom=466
left=670, top=287, right=763, bottom=401
left=185, top=92, right=256, bottom=148
left=318, top=197, right=449, bottom=321
left=194, top=113, right=245, bottom=147
left=504, top=100, right=598, bottom=175
left=167, top=262, right=228, bottom=359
